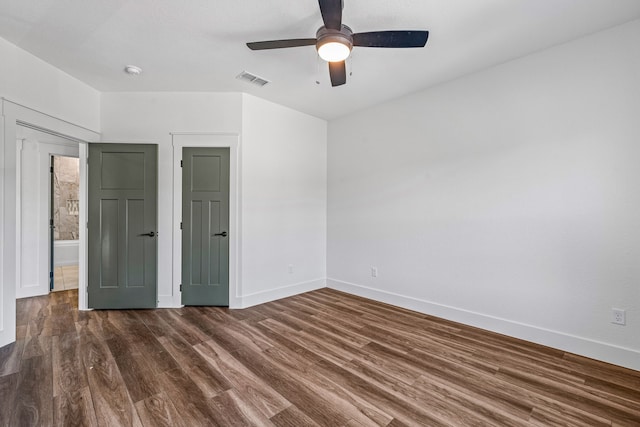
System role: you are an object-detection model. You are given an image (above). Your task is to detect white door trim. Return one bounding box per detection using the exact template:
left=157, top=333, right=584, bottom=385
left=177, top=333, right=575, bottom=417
left=171, top=133, right=241, bottom=309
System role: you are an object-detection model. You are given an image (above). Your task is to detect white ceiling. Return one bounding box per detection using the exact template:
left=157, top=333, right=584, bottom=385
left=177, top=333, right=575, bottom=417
left=2, top=0, right=640, bottom=120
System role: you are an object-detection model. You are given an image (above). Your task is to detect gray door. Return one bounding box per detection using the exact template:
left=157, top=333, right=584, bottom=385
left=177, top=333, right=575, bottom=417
left=182, top=147, right=230, bottom=306
left=88, top=144, right=158, bottom=309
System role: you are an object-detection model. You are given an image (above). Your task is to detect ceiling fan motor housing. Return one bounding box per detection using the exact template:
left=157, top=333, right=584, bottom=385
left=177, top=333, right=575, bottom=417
left=316, top=25, right=353, bottom=54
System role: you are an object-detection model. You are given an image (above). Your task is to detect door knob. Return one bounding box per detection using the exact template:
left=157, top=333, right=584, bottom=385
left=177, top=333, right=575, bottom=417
left=212, top=231, right=228, bottom=237
left=139, top=231, right=155, bottom=237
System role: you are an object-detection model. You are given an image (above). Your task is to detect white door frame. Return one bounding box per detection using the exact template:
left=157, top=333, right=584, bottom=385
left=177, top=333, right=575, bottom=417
left=0, top=98, right=99, bottom=347
left=171, top=133, right=242, bottom=309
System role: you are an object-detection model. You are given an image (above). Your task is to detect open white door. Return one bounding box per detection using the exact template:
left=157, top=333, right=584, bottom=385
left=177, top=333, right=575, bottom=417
left=0, top=110, right=17, bottom=347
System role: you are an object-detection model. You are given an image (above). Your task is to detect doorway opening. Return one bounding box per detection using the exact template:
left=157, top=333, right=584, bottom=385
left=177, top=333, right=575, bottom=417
left=15, top=124, right=85, bottom=303
left=50, top=155, right=80, bottom=293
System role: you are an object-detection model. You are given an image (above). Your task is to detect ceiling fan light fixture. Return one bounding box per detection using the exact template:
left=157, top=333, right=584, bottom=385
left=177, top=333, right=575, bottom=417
left=316, top=25, right=353, bottom=62
left=247, top=2, right=429, bottom=87
left=317, top=40, right=351, bottom=62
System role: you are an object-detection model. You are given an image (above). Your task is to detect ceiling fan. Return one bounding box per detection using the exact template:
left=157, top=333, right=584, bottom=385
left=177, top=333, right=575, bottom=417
left=246, top=0, right=429, bottom=87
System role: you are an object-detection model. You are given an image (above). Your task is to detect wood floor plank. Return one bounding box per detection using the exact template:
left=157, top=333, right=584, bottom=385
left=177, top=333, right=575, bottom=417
left=584, top=375, right=640, bottom=405
left=106, top=312, right=179, bottom=376
left=528, top=406, right=611, bottom=427
left=497, top=366, right=640, bottom=425
left=563, top=352, right=640, bottom=391
left=282, top=361, right=393, bottom=426
left=259, top=318, right=354, bottom=366
left=112, top=351, right=162, bottom=403
left=53, top=386, right=99, bottom=427
left=229, top=346, right=356, bottom=426
left=15, top=325, right=28, bottom=340
left=267, top=306, right=371, bottom=350
left=157, top=329, right=232, bottom=398
left=78, top=324, right=141, bottom=427
left=0, top=340, right=24, bottom=376
left=11, top=354, right=54, bottom=426
left=52, top=332, right=88, bottom=399
left=2, top=288, right=639, bottom=426
left=252, top=322, right=325, bottom=368
left=16, top=298, right=33, bottom=328
left=311, top=358, right=450, bottom=427
left=22, top=333, right=52, bottom=360
left=194, top=339, right=292, bottom=419
left=134, top=391, right=186, bottom=427
left=155, top=309, right=211, bottom=345
left=0, top=373, right=19, bottom=427
left=132, top=310, right=170, bottom=338
left=207, top=389, right=275, bottom=427
left=269, top=405, right=321, bottom=427
left=158, top=367, right=222, bottom=427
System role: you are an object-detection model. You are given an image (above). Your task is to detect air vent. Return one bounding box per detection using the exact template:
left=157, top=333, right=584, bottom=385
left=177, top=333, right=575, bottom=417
left=236, top=71, right=270, bottom=87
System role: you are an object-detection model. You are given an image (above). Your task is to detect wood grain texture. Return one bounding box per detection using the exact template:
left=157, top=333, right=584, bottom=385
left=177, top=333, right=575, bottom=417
left=0, top=373, right=19, bottom=427
left=134, top=391, right=185, bottom=427
left=53, top=386, right=98, bottom=427
left=1, top=287, right=639, bottom=426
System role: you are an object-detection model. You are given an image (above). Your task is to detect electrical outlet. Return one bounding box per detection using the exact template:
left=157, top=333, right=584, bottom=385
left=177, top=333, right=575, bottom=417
left=371, top=267, right=378, bottom=278
left=612, top=308, right=626, bottom=325
left=288, top=264, right=294, bottom=274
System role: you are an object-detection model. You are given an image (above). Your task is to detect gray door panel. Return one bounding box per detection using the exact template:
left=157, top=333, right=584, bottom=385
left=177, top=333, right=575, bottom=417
left=182, top=147, right=229, bottom=306
left=88, top=144, right=157, bottom=309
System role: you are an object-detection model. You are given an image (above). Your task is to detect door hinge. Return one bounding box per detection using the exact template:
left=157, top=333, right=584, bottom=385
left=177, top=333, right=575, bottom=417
left=180, top=160, right=183, bottom=167
left=50, top=166, right=54, bottom=173
left=180, top=284, right=183, bottom=292
left=50, top=219, right=54, bottom=226
left=180, top=222, right=183, bottom=230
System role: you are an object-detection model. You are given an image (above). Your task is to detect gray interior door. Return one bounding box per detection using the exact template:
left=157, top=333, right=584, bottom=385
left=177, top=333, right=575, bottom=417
left=88, top=143, right=158, bottom=309
left=182, top=147, right=230, bottom=306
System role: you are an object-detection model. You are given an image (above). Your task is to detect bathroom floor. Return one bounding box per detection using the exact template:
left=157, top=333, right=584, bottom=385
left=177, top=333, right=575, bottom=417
left=52, top=265, right=78, bottom=292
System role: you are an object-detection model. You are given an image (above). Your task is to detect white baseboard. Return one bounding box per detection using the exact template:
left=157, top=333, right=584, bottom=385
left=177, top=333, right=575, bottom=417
left=157, top=278, right=326, bottom=309
left=157, top=295, right=182, bottom=308
left=239, top=278, right=326, bottom=309
left=327, top=278, right=640, bottom=372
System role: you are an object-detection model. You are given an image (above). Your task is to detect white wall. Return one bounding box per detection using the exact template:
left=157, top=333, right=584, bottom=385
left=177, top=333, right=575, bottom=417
left=1, top=38, right=100, bottom=347
left=241, top=94, right=327, bottom=306
left=327, top=20, right=640, bottom=370
left=0, top=37, right=100, bottom=131
left=101, top=92, right=327, bottom=308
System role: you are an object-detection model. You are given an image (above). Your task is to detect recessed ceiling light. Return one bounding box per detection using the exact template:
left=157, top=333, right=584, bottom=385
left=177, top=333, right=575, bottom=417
left=124, top=65, right=142, bottom=76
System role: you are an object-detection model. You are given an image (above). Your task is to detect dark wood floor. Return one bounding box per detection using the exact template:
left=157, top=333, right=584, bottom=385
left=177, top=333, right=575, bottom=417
left=1, top=289, right=639, bottom=427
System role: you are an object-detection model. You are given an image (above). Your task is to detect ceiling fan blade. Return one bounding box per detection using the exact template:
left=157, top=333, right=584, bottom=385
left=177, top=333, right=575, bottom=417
left=328, top=60, right=346, bottom=87
left=352, top=30, right=429, bottom=48
left=318, top=0, right=342, bottom=30
left=246, top=38, right=317, bottom=50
